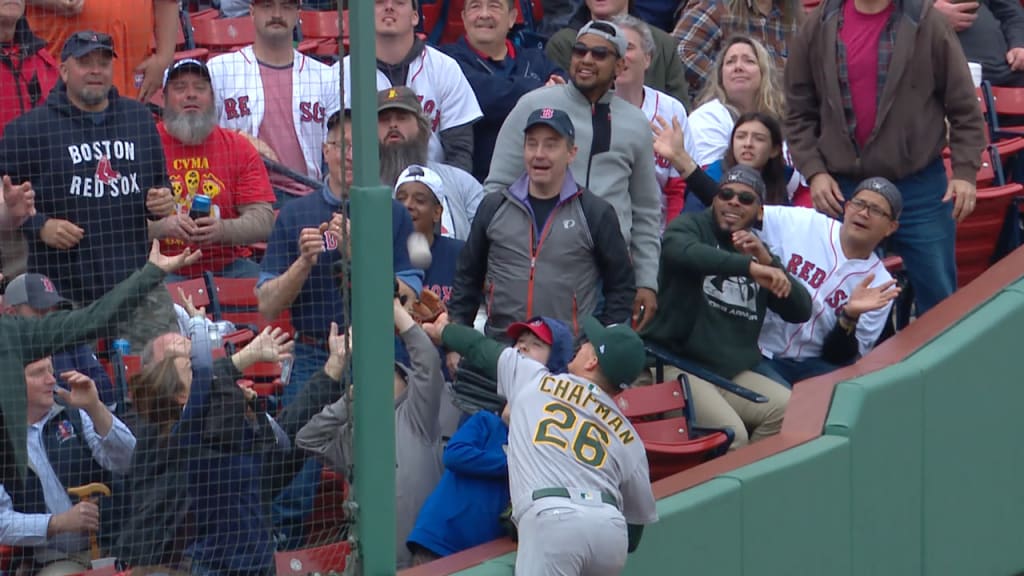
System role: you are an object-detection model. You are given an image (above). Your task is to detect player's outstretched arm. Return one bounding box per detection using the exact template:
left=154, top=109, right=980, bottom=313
left=433, top=320, right=505, bottom=381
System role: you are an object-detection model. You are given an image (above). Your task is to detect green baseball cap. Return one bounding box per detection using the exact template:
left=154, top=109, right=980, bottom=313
left=581, top=316, right=646, bottom=388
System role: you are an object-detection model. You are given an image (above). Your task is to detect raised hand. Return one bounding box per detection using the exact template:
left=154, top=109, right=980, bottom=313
left=298, top=227, right=324, bottom=266
left=422, top=312, right=450, bottom=346
left=148, top=239, right=202, bottom=273
left=245, top=326, right=295, bottom=364
left=844, top=274, right=901, bottom=318
left=177, top=287, right=206, bottom=319
left=56, top=371, right=101, bottom=411
left=732, top=230, right=772, bottom=265
left=3, top=175, right=36, bottom=223
left=146, top=187, right=176, bottom=217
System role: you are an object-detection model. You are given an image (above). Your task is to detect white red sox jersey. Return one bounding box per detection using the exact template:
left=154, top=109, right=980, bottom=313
left=757, top=206, right=894, bottom=360
left=640, top=85, right=687, bottom=191
left=336, top=46, right=482, bottom=164
left=207, top=47, right=339, bottom=180
left=496, top=348, right=658, bottom=526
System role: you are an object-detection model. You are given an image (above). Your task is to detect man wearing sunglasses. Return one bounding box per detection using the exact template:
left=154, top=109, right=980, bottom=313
left=643, top=164, right=811, bottom=448
left=486, top=19, right=662, bottom=334
left=756, top=177, right=902, bottom=385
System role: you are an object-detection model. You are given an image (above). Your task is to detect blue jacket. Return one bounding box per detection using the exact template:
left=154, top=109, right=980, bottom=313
left=442, top=38, right=563, bottom=182
left=406, top=410, right=509, bottom=557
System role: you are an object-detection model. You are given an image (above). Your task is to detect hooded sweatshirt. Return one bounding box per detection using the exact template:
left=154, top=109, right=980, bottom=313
left=642, top=209, right=813, bottom=378
left=0, top=82, right=167, bottom=304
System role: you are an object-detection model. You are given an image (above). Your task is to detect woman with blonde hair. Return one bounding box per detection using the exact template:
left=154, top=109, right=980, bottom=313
left=684, top=35, right=787, bottom=167
left=673, top=0, right=800, bottom=96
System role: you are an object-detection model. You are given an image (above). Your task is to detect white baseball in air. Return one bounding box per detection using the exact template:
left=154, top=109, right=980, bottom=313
left=407, top=232, right=432, bottom=270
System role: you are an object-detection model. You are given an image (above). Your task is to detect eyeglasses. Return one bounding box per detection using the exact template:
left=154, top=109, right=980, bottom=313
left=718, top=187, right=758, bottom=206
left=571, top=42, right=613, bottom=62
left=845, top=198, right=892, bottom=220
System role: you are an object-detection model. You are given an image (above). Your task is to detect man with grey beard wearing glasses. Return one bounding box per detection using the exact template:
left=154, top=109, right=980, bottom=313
left=377, top=87, right=483, bottom=241
left=150, top=59, right=276, bottom=281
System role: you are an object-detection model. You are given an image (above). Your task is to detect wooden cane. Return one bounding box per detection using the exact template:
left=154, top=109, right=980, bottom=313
left=66, top=482, right=111, bottom=560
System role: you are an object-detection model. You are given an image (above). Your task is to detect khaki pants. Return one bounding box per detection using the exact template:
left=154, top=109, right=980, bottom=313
left=683, top=370, right=790, bottom=449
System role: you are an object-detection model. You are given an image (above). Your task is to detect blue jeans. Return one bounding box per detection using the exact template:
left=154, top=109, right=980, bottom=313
left=836, top=159, right=956, bottom=315
left=272, top=341, right=329, bottom=549
left=761, top=356, right=845, bottom=386
left=164, top=257, right=262, bottom=284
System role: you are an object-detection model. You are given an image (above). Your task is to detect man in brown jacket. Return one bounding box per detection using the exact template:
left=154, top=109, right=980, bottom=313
left=784, top=0, right=986, bottom=315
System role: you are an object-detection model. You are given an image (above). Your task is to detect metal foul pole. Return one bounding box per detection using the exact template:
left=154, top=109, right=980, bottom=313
left=348, top=0, right=396, bottom=574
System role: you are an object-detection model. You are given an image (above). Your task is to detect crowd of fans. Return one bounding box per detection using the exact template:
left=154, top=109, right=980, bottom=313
left=0, top=0, right=1017, bottom=573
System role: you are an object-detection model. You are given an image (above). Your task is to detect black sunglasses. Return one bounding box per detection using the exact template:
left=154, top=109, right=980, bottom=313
left=571, top=42, right=613, bottom=61
left=718, top=187, right=758, bottom=206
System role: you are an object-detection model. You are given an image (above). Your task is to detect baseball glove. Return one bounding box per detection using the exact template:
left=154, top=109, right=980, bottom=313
left=451, top=361, right=506, bottom=415
left=410, top=288, right=446, bottom=324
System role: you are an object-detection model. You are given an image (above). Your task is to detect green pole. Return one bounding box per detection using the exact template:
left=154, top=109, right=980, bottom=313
left=348, top=2, right=396, bottom=574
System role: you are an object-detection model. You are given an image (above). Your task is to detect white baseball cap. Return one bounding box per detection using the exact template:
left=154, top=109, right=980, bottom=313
left=394, top=164, right=445, bottom=205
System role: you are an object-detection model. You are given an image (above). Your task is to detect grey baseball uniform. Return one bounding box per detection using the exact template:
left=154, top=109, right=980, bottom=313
left=497, top=348, right=658, bottom=575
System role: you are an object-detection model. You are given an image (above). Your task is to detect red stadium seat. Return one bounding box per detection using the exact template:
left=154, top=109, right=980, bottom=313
left=298, top=10, right=348, bottom=59
left=204, top=275, right=295, bottom=336
left=167, top=277, right=212, bottom=311
left=306, top=468, right=350, bottom=546
left=615, top=379, right=731, bottom=480
left=944, top=146, right=1001, bottom=187
left=191, top=17, right=255, bottom=55
left=988, top=85, right=1024, bottom=138
left=955, top=183, right=1024, bottom=287
left=275, top=541, right=351, bottom=576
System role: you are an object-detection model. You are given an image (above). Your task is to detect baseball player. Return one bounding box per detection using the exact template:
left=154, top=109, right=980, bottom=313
left=335, top=0, right=483, bottom=173
left=757, top=177, right=902, bottom=384
left=425, top=313, right=658, bottom=575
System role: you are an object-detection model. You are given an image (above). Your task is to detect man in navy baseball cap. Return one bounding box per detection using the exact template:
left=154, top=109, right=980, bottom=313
left=60, top=30, right=117, bottom=62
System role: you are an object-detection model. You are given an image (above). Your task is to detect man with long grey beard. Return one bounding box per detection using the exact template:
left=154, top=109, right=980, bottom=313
left=151, top=59, right=277, bottom=281
left=378, top=88, right=483, bottom=242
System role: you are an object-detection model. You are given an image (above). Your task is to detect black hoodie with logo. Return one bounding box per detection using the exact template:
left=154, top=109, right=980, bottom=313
left=0, top=82, right=167, bottom=304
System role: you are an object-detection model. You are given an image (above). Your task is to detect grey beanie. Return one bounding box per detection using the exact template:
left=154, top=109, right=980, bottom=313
left=854, top=177, right=902, bottom=219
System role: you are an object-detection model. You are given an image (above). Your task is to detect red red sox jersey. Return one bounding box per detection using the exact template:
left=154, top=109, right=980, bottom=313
left=496, top=348, right=658, bottom=527
left=757, top=206, right=894, bottom=360
left=208, top=47, right=339, bottom=181
left=639, top=86, right=687, bottom=190
left=336, top=46, right=482, bottom=164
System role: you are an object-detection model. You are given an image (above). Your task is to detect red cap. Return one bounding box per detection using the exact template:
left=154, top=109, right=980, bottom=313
left=507, top=318, right=553, bottom=345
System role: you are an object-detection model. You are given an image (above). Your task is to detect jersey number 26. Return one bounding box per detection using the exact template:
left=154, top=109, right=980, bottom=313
left=533, top=402, right=610, bottom=468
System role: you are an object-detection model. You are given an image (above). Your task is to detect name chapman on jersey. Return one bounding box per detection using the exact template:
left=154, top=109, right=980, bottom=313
left=66, top=140, right=142, bottom=198
left=538, top=375, right=635, bottom=445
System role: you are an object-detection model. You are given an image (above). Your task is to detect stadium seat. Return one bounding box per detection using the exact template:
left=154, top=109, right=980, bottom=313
left=615, top=378, right=731, bottom=480
left=167, top=277, right=212, bottom=311
left=306, top=468, right=350, bottom=546
left=298, top=9, right=348, bottom=59
left=0, top=546, right=20, bottom=572
left=944, top=144, right=1003, bottom=187
left=191, top=17, right=255, bottom=55
left=985, top=84, right=1024, bottom=139
left=174, top=10, right=210, bottom=62
left=645, top=341, right=767, bottom=403
left=203, top=274, right=295, bottom=336
left=955, top=183, right=1024, bottom=287
left=275, top=541, right=351, bottom=576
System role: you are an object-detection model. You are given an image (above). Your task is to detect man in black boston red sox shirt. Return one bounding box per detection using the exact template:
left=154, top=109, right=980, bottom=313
left=0, top=31, right=178, bottom=351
